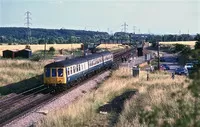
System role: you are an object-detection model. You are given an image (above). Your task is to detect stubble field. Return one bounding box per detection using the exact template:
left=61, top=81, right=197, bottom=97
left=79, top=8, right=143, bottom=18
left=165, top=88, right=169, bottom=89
left=0, top=43, right=124, bottom=56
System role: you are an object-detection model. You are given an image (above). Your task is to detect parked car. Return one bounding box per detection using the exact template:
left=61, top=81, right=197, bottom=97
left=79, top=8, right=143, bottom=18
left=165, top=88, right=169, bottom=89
left=160, top=57, right=165, bottom=62
left=175, top=67, right=188, bottom=75
left=184, top=63, right=193, bottom=70
left=191, top=60, right=199, bottom=65
left=161, top=64, right=170, bottom=70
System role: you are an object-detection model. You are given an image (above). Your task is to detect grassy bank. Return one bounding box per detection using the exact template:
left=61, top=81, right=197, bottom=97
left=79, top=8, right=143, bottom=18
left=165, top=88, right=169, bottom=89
left=0, top=59, right=48, bottom=95
left=38, top=68, right=196, bottom=127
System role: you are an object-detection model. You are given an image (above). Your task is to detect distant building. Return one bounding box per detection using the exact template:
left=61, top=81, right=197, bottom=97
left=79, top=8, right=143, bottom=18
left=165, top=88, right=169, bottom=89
left=16, top=49, right=32, bottom=58
left=2, top=49, right=32, bottom=59
left=3, top=50, right=18, bottom=58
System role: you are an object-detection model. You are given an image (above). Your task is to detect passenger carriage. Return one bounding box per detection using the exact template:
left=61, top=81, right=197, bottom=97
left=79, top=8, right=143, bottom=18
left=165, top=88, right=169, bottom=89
left=44, top=51, right=113, bottom=88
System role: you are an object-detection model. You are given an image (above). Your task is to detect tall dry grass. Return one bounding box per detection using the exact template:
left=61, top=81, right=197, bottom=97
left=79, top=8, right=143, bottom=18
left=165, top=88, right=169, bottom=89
left=0, top=59, right=48, bottom=86
left=0, top=59, right=49, bottom=95
left=38, top=67, right=193, bottom=127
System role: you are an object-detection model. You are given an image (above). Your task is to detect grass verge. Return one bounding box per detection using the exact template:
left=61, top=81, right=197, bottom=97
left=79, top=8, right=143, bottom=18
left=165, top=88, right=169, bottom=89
left=0, top=59, right=48, bottom=96
left=38, top=67, right=196, bottom=127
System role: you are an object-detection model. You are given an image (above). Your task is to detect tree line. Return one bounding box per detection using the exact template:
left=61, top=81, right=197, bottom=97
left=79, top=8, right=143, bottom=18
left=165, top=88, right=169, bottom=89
left=0, top=27, right=197, bottom=45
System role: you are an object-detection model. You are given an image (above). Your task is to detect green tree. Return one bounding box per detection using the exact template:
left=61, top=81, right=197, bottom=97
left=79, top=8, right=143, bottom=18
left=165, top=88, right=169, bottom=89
left=38, top=39, right=45, bottom=44
left=49, top=46, right=55, bottom=53
left=194, top=34, right=200, bottom=49
left=173, top=44, right=187, bottom=53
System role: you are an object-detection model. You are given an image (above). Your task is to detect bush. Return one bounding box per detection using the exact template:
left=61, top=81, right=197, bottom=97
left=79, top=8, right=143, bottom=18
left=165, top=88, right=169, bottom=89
left=173, top=44, right=187, bottom=53
left=30, top=54, right=42, bottom=61
left=25, top=45, right=31, bottom=50
left=49, top=46, right=55, bottom=52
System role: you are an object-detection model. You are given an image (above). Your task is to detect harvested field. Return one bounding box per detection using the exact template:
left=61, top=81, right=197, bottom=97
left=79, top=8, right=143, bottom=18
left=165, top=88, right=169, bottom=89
left=159, top=41, right=196, bottom=47
left=0, top=44, right=124, bottom=56
left=0, top=44, right=81, bottom=56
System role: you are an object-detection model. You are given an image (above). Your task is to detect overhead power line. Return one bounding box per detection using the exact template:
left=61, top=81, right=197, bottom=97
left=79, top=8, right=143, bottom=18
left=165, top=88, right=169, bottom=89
left=133, top=26, right=136, bottom=34
left=24, top=11, right=32, bottom=44
left=121, top=22, right=128, bottom=33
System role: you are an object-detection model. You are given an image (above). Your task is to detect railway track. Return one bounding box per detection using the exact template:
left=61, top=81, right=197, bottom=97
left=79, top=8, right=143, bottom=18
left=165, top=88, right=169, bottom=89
left=0, top=85, right=46, bottom=108
left=0, top=85, right=49, bottom=126
left=0, top=48, right=134, bottom=126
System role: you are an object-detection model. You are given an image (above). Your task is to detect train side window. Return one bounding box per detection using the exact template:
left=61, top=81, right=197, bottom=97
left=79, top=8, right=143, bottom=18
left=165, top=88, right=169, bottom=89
left=76, top=65, right=79, bottom=72
left=58, top=68, right=63, bottom=77
left=67, top=67, right=70, bottom=75
left=73, top=66, right=76, bottom=73
left=45, top=68, right=50, bottom=77
left=78, top=64, right=81, bottom=71
left=52, top=68, right=56, bottom=77
left=70, top=67, right=73, bottom=74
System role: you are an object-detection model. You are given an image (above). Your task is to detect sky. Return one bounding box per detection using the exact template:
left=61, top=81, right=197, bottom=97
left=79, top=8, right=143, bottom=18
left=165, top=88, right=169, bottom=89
left=0, top=0, right=199, bottom=34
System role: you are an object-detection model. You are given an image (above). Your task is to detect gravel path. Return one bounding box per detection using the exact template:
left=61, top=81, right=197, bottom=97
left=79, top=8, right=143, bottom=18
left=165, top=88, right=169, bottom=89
left=4, top=71, right=111, bottom=127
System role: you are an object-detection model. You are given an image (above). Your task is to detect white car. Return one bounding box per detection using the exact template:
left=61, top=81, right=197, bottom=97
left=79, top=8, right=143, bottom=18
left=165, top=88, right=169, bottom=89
left=184, top=63, right=193, bottom=70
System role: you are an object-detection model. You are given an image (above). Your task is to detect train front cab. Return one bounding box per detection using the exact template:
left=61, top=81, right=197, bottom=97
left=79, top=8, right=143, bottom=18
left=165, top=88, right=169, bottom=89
left=44, top=67, right=66, bottom=87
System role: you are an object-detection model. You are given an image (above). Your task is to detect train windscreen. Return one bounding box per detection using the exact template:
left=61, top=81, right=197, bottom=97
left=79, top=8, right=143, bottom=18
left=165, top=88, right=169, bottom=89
left=45, top=68, right=50, bottom=77
left=58, top=68, right=63, bottom=77
left=52, top=68, right=57, bottom=77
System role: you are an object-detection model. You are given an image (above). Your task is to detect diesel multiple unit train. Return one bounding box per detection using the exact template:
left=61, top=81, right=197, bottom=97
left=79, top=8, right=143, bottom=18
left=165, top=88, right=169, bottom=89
left=44, top=51, right=113, bottom=88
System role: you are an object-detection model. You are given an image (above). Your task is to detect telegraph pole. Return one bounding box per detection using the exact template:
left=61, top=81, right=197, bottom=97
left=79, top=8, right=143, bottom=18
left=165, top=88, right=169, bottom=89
left=121, top=22, right=128, bottom=33
left=24, top=11, right=32, bottom=44
left=44, top=42, right=47, bottom=60
left=157, top=42, right=160, bottom=71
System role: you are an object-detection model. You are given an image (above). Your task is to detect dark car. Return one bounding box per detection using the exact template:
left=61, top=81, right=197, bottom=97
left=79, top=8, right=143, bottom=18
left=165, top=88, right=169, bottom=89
left=160, top=57, right=165, bottom=62
left=174, top=67, right=188, bottom=75
left=161, top=64, right=170, bottom=70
